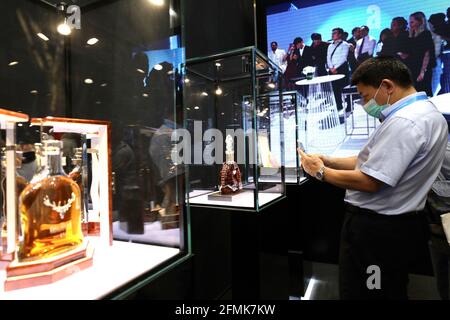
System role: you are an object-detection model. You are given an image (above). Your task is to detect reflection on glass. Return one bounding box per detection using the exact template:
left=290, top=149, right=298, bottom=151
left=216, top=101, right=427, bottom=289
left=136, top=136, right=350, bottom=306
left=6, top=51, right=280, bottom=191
left=185, top=48, right=286, bottom=211
left=1, top=0, right=186, bottom=273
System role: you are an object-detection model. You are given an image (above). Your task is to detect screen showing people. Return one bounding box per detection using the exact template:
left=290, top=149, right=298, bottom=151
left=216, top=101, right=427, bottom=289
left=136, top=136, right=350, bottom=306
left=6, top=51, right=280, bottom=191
left=266, top=0, right=450, bottom=98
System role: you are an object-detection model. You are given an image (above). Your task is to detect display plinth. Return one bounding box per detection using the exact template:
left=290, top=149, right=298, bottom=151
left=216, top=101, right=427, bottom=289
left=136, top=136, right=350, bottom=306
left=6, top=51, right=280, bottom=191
left=4, top=241, right=94, bottom=291
left=207, top=190, right=244, bottom=202
left=189, top=198, right=289, bottom=300
left=0, top=250, right=14, bottom=262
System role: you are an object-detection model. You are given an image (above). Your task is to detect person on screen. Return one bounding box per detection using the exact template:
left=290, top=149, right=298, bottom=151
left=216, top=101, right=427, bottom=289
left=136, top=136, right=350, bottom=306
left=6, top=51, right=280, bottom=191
left=293, top=37, right=314, bottom=77
left=428, top=13, right=446, bottom=96
left=408, top=12, right=436, bottom=96
left=348, top=27, right=362, bottom=74
left=292, top=37, right=313, bottom=97
left=311, top=33, right=329, bottom=76
left=355, top=26, right=376, bottom=64
left=327, top=28, right=350, bottom=114
left=343, top=32, right=349, bottom=42
left=283, top=43, right=300, bottom=90
left=377, top=28, right=395, bottom=57
left=390, top=17, right=411, bottom=65
left=268, top=41, right=287, bottom=74
left=439, top=8, right=450, bottom=94
left=348, top=27, right=361, bottom=47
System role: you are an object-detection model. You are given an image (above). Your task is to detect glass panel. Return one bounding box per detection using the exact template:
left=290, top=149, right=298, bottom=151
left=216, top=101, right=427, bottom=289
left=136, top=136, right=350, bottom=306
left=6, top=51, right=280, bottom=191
left=0, top=0, right=187, bottom=297
left=185, top=47, right=286, bottom=211
left=256, top=91, right=306, bottom=185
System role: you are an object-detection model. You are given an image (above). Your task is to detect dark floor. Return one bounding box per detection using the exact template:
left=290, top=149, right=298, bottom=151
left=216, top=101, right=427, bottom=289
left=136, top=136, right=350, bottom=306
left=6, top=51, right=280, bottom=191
left=290, top=261, right=440, bottom=300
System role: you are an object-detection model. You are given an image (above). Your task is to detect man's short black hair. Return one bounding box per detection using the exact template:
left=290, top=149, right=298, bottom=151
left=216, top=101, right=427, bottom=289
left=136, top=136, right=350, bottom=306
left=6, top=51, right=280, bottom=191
left=332, top=28, right=344, bottom=37
left=311, top=33, right=322, bottom=41
left=392, top=17, right=408, bottom=30
left=352, top=27, right=360, bottom=34
left=271, top=41, right=278, bottom=46
left=361, top=25, right=369, bottom=32
left=429, top=13, right=446, bottom=27
left=293, top=37, right=303, bottom=45
left=351, top=56, right=413, bottom=88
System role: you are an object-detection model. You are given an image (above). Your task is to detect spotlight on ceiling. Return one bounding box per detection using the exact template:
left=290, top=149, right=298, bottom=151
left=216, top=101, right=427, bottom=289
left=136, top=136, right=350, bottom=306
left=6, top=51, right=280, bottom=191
left=57, top=21, right=71, bottom=36
left=148, top=0, right=164, bottom=6
left=37, top=33, right=49, bottom=41
left=87, top=38, right=99, bottom=45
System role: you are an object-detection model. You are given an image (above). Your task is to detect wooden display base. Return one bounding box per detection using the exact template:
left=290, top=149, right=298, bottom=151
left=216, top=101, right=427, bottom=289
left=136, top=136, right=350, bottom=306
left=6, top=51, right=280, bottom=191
left=207, top=190, right=243, bottom=202
left=1, top=236, right=15, bottom=262
left=0, top=246, right=15, bottom=262
left=144, top=209, right=159, bottom=223
left=161, top=220, right=179, bottom=230
left=4, top=241, right=94, bottom=291
left=159, top=211, right=179, bottom=230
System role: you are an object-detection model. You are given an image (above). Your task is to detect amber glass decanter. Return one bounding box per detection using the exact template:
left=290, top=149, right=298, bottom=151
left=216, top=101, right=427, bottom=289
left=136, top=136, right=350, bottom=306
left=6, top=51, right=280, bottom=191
left=18, top=140, right=83, bottom=262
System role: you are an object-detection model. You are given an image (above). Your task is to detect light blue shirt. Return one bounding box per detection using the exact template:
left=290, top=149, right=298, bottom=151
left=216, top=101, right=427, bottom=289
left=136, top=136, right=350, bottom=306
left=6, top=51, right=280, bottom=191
left=345, top=92, right=448, bottom=215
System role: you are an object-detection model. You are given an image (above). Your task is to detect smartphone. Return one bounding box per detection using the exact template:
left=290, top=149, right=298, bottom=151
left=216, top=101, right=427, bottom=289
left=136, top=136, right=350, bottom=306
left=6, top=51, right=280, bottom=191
left=297, top=141, right=308, bottom=179
left=298, top=141, right=305, bottom=153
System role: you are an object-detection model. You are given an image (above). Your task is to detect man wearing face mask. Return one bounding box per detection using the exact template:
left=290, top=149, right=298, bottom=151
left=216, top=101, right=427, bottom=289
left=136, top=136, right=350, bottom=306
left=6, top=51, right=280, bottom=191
left=299, top=56, right=448, bottom=300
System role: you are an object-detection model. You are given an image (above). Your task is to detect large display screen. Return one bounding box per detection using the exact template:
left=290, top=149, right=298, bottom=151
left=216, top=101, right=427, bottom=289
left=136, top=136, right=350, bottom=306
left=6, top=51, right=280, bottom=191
left=266, top=0, right=450, bottom=96
left=267, top=0, right=448, bottom=48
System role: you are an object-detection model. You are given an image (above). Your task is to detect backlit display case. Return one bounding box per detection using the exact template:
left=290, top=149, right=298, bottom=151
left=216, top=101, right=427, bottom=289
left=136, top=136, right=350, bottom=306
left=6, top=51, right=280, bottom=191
left=256, top=91, right=308, bottom=185
left=184, top=47, right=286, bottom=212
left=0, top=0, right=189, bottom=299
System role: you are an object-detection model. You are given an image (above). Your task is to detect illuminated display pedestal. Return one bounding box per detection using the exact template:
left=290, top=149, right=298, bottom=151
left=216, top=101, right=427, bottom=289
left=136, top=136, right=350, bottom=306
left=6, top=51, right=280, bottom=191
left=296, top=75, right=346, bottom=155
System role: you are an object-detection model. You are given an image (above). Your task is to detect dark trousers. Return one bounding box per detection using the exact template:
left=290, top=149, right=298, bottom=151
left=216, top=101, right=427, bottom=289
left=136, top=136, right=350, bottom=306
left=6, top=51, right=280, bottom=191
left=339, top=204, right=429, bottom=300
left=429, top=234, right=450, bottom=300
left=414, top=68, right=433, bottom=97
left=331, top=64, right=349, bottom=111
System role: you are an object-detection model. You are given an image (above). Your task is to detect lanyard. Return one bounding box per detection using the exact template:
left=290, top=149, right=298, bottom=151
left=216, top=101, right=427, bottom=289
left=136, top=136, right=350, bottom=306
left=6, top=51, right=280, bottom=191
left=382, top=93, right=428, bottom=121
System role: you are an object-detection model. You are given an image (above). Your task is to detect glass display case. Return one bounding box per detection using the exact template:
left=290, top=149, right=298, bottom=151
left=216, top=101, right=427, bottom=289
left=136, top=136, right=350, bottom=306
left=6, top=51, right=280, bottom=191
left=0, top=0, right=189, bottom=299
left=256, top=91, right=308, bottom=185
left=183, top=47, right=286, bottom=212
